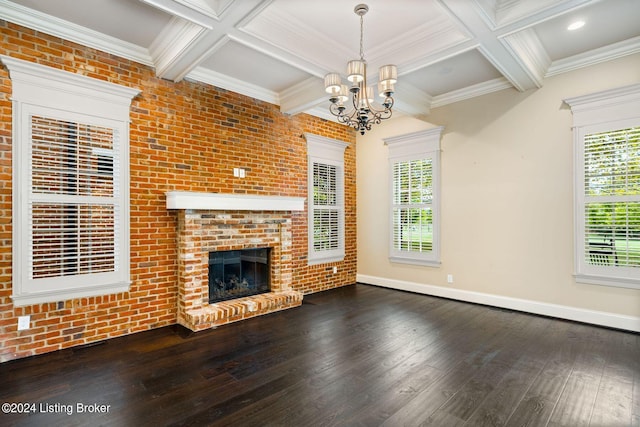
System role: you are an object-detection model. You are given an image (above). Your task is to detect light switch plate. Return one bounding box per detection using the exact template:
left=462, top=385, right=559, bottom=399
left=17, top=315, right=30, bottom=331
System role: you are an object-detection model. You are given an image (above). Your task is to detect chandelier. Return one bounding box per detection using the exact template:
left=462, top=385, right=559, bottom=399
left=324, top=3, right=397, bottom=135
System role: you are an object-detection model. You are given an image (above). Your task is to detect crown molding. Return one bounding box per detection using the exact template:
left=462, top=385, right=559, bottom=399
left=0, top=0, right=154, bottom=66
left=303, top=106, right=342, bottom=123
left=185, top=66, right=279, bottom=105
left=279, top=77, right=325, bottom=115
left=546, top=35, right=640, bottom=78
left=393, top=82, right=432, bottom=116
left=431, top=77, right=512, bottom=108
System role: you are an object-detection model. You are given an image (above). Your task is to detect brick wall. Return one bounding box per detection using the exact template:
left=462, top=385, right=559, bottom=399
left=0, top=21, right=357, bottom=363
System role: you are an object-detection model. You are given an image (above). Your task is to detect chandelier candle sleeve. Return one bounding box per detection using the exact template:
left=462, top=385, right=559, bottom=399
left=378, top=80, right=394, bottom=98
left=323, top=4, right=397, bottom=135
left=358, top=86, right=374, bottom=109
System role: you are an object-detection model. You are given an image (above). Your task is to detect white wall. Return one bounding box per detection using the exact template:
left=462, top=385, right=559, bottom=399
left=357, top=54, right=640, bottom=331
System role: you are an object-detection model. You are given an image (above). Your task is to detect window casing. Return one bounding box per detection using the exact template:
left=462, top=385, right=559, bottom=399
left=2, top=55, right=139, bottom=306
left=565, top=83, right=640, bottom=289
left=306, top=133, right=348, bottom=265
left=385, top=127, right=443, bottom=266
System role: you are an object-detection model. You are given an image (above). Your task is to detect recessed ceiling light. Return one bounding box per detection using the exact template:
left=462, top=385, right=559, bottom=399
left=567, top=20, right=585, bottom=31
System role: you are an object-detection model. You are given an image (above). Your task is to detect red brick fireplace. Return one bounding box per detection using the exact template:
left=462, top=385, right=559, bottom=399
left=167, top=191, right=305, bottom=331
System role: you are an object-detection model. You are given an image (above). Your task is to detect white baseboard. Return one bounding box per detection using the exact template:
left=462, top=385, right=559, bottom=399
left=356, top=274, right=640, bottom=333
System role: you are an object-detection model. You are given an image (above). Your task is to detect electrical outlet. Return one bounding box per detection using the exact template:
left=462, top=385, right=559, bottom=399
left=17, top=315, right=30, bottom=331
left=333, top=266, right=338, bottom=274
left=447, top=274, right=453, bottom=284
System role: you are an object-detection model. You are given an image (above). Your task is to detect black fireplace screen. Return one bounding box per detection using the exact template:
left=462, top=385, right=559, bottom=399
left=208, top=248, right=271, bottom=303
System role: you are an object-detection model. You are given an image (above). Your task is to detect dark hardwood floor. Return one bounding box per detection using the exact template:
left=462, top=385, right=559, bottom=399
left=1, top=284, right=638, bottom=426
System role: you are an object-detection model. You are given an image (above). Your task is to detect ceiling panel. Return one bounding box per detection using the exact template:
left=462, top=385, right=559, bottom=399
left=402, top=49, right=503, bottom=96
left=240, top=0, right=468, bottom=76
left=200, top=39, right=311, bottom=93
left=533, top=0, right=640, bottom=60
left=1, top=0, right=639, bottom=120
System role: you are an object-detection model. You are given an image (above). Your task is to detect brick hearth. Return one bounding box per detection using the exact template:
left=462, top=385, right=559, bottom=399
left=169, top=192, right=305, bottom=331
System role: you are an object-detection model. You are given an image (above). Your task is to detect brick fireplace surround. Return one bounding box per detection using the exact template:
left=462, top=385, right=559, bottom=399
left=167, top=191, right=306, bottom=331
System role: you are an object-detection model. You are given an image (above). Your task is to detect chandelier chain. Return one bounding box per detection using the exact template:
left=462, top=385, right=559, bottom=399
left=359, top=14, right=364, bottom=61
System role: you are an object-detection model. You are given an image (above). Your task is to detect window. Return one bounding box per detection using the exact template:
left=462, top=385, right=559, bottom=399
left=385, top=127, right=443, bottom=266
left=565, top=83, right=640, bottom=289
left=306, top=133, right=348, bottom=265
left=2, top=55, right=140, bottom=306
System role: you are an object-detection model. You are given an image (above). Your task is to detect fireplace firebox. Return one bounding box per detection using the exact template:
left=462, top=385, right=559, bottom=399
left=208, top=248, right=271, bottom=303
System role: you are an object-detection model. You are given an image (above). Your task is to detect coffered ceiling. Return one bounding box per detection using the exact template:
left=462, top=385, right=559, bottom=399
left=1, top=0, right=639, bottom=122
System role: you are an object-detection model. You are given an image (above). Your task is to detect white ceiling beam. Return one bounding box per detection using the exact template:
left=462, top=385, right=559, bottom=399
left=490, top=0, right=604, bottom=90
left=437, top=0, right=539, bottom=92
left=148, top=17, right=209, bottom=79
left=491, top=0, right=597, bottom=34
left=229, top=31, right=327, bottom=79
left=144, top=0, right=269, bottom=81
left=500, top=28, right=551, bottom=88
left=140, top=0, right=219, bottom=29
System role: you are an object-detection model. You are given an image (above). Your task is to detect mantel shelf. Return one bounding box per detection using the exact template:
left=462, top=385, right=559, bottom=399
left=166, top=191, right=305, bottom=211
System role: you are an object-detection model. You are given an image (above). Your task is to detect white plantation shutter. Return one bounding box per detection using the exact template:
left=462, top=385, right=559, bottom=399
left=385, top=127, right=443, bottom=266
left=306, top=134, right=347, bottom=265
left=30, top=117, right=120, bottom=279
left=583, top=127, right=640, bottom=268
left=392, top=159, right=433, bottom=253
left=313, top=162, right=340, bottom=251
left=2, top=55, right=139, bottom=306
left=565, top=83, right=640, bottom=289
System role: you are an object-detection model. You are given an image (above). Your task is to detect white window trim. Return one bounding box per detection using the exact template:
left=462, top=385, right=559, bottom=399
left=306, top=133, right=348, bottom=265
left=2, top=55, right=140, bottom=306
left=564, top=83, right=640, bottom=290
left=385, top=127, right=444, bottom=267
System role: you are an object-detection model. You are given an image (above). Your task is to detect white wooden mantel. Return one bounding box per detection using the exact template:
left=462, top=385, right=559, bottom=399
left=166, top=191, right=305, bottom=211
